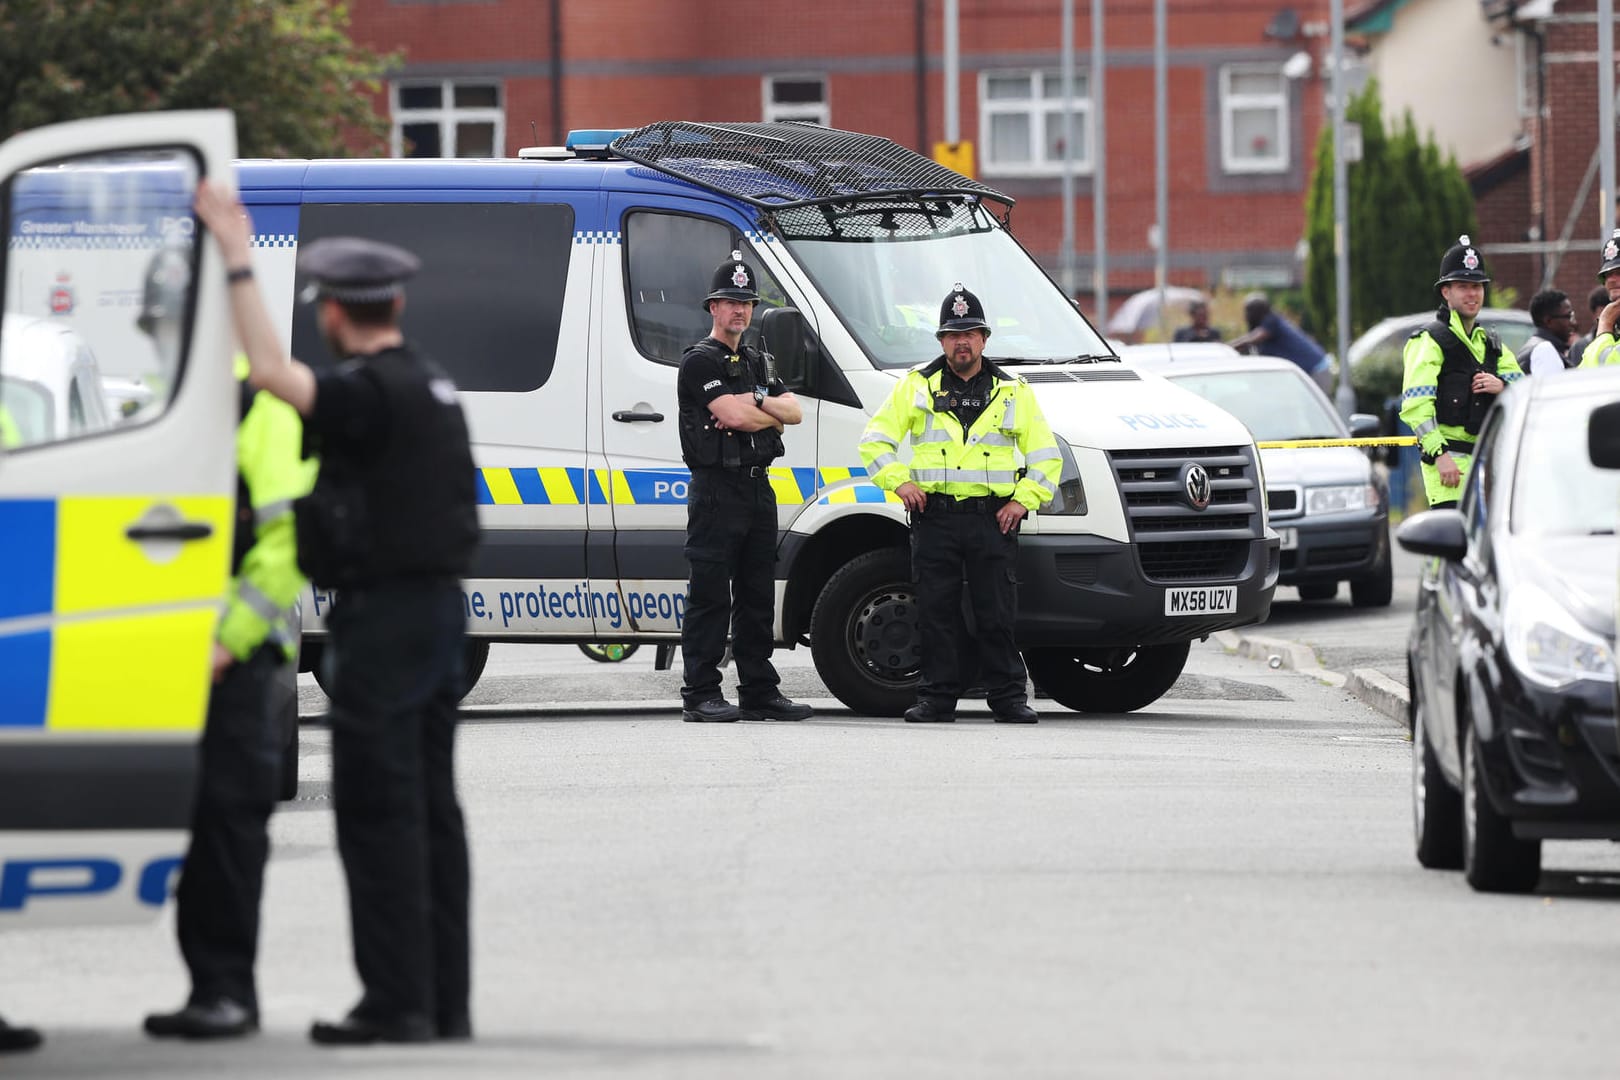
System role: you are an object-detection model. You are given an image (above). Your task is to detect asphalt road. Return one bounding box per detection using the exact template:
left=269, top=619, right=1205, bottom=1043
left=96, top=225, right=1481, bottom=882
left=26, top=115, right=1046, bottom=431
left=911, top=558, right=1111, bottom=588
left=10, top=638, right=1620, bottom=1079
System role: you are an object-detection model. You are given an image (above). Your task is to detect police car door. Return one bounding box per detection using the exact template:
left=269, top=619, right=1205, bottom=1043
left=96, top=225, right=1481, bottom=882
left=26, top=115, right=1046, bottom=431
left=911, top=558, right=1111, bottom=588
left=0, top=112, right=237, bottom=927
left=600, top=198, right=822, bottom=635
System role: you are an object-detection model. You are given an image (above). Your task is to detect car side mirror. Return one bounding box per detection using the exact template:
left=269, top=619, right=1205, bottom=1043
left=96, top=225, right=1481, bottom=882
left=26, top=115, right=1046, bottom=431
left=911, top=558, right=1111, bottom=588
left=1396, top=508, right=1468, bottom=561
left=1347, top=413, right=1379, bottom=438
left=754, top=306, right=819, bottom=393
left=1589, top=400, right=1620, bottom=469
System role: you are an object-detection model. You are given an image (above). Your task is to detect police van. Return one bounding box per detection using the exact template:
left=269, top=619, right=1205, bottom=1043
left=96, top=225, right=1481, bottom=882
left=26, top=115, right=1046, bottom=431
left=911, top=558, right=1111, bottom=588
left=1, top=111, right=239, bottom=925
left=37, top=119, right=1281, bottom=722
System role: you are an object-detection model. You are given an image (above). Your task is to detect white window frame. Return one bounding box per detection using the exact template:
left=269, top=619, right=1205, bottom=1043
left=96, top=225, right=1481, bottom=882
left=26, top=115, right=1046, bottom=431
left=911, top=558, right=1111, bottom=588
left=1219, top=64, right=1289, bottom=175
left=763, top=74, right=830, bottom=126
left=978, top=69, right=1092, bottom=178
left=390, top=79, right=505, bottom=158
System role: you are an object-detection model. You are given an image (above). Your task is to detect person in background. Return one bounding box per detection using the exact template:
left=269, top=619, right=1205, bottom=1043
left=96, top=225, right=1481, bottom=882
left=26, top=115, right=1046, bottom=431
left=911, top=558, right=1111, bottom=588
left=1566, top=284, right=1609, bottom=369
left=1172, top=298, right=1222, bottom=343
left=1516, top=289, right=1574, bottom=375
left=1227, top=293, right=1333, bottom=393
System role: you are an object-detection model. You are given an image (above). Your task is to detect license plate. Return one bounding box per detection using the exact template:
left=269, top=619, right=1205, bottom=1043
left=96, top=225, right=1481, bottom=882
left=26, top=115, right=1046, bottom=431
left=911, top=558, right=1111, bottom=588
left=1277, top=527, right=1297, bottom=551
left=1164, top=585, right=1238, bottom=616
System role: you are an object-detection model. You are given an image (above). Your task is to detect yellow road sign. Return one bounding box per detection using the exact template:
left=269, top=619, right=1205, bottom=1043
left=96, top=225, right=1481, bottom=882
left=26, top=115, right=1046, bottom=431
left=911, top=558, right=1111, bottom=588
left=932, top=141, right=975, bottom=179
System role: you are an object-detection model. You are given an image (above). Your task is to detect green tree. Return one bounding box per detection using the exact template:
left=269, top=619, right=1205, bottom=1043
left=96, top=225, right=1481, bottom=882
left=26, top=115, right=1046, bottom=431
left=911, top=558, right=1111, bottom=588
left=0, top=0, right=398, bottom=158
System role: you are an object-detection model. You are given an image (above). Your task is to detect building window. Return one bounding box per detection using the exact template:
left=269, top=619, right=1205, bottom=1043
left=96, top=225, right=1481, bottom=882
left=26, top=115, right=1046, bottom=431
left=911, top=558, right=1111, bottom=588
left=392, top=80, right=504, bottom=158
left=979, top=71, right=1091, bottom=177
left=763, top=75, right=829, bottom=126
left=1220, top=65, right=1289, bottom=174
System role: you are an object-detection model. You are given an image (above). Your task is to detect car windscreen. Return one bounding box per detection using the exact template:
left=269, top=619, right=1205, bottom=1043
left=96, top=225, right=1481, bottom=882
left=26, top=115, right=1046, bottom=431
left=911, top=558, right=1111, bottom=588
left=1162, top=368, right=1345, bottom=441
left=1513, top=398, right=1620, bottom=536
left=781, top=199, right=1110, bottom=369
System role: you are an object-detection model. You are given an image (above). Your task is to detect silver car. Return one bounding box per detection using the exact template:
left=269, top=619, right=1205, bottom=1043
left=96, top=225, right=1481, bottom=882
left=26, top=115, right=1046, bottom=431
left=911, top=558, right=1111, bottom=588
left=1121, top=343, right=1392, bottom=606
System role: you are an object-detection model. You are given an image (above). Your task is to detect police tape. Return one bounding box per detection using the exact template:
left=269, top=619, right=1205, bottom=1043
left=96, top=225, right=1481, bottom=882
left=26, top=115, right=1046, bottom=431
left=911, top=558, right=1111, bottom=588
left=1254, top=436, right=1418, bottom=449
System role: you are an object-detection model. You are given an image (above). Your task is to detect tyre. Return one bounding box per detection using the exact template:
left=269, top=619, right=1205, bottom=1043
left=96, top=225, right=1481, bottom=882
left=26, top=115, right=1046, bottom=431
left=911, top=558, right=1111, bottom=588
left=1297, top=582, right=1338, bottom=602
left=312, top=638, right=490, bottom=703
left=1463, top=725, right=1541, bottom=893
left=579, top=642, right=641, bottom=663
left=1411, top=686, right=1462, bottom=869
left=1023, top=641, right=1190, bottom=714
left=810, top=548, right=918, bottom=716
left=297, top=640, right=323, bottom=675
left=1351, top=553, right=1394, bottom=608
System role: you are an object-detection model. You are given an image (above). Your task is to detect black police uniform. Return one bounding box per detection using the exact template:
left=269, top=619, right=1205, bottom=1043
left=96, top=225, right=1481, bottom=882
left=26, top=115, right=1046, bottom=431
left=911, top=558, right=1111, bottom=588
left=295, top=238, right=481, bottom=1044
left=676, top=254, right=811, bottom=723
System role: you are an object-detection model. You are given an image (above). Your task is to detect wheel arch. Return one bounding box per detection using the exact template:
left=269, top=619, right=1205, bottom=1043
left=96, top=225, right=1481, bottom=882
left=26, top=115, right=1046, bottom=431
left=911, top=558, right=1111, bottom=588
left=781, top=513, right=910, bottom=642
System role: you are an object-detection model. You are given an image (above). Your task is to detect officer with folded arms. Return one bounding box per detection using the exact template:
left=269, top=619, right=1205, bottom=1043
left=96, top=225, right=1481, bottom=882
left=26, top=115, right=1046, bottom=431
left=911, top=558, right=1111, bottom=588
left=194, top=179, right=479, bottom=1046
left=859, top=284, right=1062, bottom=724
left=677, top=251, right=814, bottom=723
left=1400, top=234, right=1524, bottom=509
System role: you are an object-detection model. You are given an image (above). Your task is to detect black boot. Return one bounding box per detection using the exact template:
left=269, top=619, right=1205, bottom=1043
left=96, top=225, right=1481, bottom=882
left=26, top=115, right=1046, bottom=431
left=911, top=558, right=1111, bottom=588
left=143, top=999, right=259, bottom=1040
left=903, top=701, right=956, bottom=723
left=0, top=1016, right=41, bottom=1053
left=682, top=698, right=741, bottom=723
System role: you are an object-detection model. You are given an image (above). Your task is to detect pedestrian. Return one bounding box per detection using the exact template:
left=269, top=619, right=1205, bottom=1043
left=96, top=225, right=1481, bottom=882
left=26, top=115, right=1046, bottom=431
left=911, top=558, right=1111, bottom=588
left=677, top=250, right=814, bottom=723
left=142, top=246, right=317, bottom=1041
left=194, top=179, right=479, bottom=1046
left=1399, top=234, right=1524, bottom=509
left=1566, top=284, right=1609, bottom=369
left=858, top=284, right=1062, bottom=724
left=1227, top=293, right=1333, bottom=393
left=1172, top=298, right=1223, bottom=343
left=1516, top=289, right=1574, bottom=375
left=0, top=1016, right=41, bottom=1054
left=1580, top=229, right=1620, bottom=368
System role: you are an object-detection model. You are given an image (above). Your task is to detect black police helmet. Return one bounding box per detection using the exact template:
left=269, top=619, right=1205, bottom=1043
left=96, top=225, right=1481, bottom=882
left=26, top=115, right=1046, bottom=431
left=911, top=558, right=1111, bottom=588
left=297, top=236, right=420, bottom=305
left=703, top=250, right=760, bottom=309
left=135, top=245, right=191, bottom=336
left=1598, top=228, right=1620, bottom=281
left=1434, top=233, right=1491, bottom=289
left=936, top=282, right=991, bottom=337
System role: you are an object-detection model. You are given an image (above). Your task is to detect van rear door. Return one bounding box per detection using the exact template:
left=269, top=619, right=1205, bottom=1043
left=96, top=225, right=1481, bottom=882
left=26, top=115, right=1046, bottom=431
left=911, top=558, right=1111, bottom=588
left=0, top=111, right=237, bottom=927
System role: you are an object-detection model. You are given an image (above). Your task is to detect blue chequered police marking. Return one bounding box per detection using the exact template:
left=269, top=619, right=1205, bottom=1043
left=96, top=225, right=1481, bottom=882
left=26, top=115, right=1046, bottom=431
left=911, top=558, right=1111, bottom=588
left=250, top=233, right=298, bottom=249
left=574, top=230, right=620, bottom=245
left=0, top=630, right=50, bottom=728
left=0, top=500, right=54, bottom=621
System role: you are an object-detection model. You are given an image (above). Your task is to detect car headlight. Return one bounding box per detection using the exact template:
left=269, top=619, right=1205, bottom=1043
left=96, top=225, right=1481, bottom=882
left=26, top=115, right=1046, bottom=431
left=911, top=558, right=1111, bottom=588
left=1036, top=436, right=1087, bottom=516
left=1305, top=484, right=1378, bottom=514
left=1503, top=584, right=1616, bottom=690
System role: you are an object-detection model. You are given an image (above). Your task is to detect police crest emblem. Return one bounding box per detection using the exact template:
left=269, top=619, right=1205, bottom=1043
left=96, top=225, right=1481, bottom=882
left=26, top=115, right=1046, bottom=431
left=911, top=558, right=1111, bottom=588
left=1462, top=249, right=1479, bottom=271
left=952, top=295, right=969, bottom=317
left=732, top=265, right=749, bottom=288
left=1605, top=239, right=1618, bottom=262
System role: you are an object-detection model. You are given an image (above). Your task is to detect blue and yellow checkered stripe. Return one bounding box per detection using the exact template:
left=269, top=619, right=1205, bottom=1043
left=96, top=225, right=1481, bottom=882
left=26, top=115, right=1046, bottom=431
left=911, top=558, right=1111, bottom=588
left=475, top=466, right=901, bottom=506
left=0, top=495, right=230, bottom=731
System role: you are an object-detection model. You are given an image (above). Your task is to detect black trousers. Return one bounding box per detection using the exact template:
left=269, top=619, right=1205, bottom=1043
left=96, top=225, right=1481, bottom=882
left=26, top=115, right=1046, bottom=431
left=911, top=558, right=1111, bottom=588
left=326, top=580, right=470, bottom=1029
left=680, top=468, right=780, bottom=707
left=911, top=505, right=1028, bottom=711
left=176, top=647, right=282, bottom=1012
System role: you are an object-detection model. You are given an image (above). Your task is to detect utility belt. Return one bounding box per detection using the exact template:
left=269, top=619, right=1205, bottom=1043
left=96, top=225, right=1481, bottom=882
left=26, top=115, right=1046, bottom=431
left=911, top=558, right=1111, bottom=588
left=690, top=464, right=772, bottom=479
left=1419, top=438, right=1476, bottom=465
left=922, top=492, right=1004, bottom=514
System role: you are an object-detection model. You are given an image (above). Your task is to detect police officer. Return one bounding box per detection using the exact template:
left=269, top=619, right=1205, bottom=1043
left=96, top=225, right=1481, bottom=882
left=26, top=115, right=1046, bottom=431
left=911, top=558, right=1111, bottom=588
left=0, top=1016, right=41, bottom=1053
left=142, top=252, right=318, bottom=1040
left=858, top=284, right=1063, bottom=724
left=1580, top=228, right=1620, bottom=368
left=1399, top=235, right=1525, bottom=509
left=194, top=180, right=479, bottom=1045
left=677, top=251, right=814, bottom=723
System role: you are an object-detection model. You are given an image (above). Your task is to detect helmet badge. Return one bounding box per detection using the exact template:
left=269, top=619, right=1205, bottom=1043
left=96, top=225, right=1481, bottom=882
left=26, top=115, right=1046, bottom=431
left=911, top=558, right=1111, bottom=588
left=1462, top=248, right=1479, bottom=271
left=732, top=265, right=749, bottom=288
left=952, top=294, right=969, bottom=317
left=1606, top=239, right=1618, bottom=262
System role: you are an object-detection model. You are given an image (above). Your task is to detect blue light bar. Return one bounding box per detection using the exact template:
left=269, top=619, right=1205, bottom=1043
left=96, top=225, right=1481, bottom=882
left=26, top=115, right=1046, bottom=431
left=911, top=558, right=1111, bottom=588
left=565, top=129, right=632, bottom=154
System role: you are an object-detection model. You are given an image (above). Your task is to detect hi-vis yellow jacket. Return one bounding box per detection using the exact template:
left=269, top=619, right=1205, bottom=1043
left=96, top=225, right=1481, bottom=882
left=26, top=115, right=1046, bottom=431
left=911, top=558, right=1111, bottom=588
left=224, top=360, right=318, bottom=662
left=1580, top=333, right=1620, bottom=367
left=858, top=357, right=1062, bottom=512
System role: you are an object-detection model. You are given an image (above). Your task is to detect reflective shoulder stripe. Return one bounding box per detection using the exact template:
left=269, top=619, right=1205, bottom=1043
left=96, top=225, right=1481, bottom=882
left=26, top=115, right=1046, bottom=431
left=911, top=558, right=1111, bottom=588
left=976, top=432, right=1015, bottom=447
left=867, top=451, right=900, bottom=470
left=235, top=579, right=287, bottom=624
left=254, top=498, right=296, bottom=526
left=1410, top=419, right=1439, bottom=438
left=1024, top=446, right=1062, bottom=465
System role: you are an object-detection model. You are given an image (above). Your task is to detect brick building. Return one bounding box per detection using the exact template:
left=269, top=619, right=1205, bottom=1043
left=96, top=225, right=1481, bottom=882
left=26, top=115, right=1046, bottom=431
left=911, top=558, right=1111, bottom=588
left=345, top=0, right=1335, bottom=310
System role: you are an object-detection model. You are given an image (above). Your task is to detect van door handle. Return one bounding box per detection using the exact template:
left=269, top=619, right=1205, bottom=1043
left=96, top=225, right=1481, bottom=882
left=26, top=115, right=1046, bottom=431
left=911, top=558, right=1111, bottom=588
left=612, top=410, right=665, bottom=423
left=126, top=521, right=214, bottom=542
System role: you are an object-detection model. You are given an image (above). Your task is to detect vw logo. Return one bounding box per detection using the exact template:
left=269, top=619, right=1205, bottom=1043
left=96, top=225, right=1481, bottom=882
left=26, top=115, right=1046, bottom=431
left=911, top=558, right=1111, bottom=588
left=1181, top=462, right=1213, bottom=510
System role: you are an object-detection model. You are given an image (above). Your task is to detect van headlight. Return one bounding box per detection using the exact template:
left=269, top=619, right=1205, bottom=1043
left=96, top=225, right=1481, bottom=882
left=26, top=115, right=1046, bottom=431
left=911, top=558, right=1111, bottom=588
left=1037, top=436, right=1087, bottom=516
left=1503, top=584, right=1616, bottom=690
left=1306, top=484, right=1378, bottom=514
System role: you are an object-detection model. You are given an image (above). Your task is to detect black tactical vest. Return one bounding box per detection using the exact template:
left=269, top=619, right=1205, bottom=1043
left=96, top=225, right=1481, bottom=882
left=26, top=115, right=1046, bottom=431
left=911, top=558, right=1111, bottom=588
left=295, top=345, right=479, bottom=589
left=677, top=338, right=783, bottom=468
left=1515, top=326, right=1572, bottom=371
left=1418, top=316, right=1500, bottom=436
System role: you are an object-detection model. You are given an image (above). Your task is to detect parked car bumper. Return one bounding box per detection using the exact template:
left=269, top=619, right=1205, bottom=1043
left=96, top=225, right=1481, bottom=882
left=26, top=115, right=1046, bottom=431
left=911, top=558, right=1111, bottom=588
left=1273, top=511, right=1389, bottom=585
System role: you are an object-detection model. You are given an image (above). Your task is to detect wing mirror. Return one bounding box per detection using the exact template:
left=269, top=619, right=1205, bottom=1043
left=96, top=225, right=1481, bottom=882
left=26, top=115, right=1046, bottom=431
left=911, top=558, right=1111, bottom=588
left=1395, top=508, right=1467, bottom=562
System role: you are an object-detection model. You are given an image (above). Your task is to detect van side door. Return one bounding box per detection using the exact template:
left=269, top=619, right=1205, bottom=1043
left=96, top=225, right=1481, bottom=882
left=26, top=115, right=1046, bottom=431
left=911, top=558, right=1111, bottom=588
left=0, top=112, right=237, bottom=926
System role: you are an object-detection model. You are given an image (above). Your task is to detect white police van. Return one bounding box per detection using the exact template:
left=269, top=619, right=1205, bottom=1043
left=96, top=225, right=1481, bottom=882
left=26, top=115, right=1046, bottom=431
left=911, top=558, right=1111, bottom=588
left=1, top=111, right=239, bottom=926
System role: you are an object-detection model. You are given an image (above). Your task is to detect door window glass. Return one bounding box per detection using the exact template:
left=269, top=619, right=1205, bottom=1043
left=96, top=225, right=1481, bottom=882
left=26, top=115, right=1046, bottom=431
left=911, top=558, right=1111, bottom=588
left=2, top=148, right=200, bottom=451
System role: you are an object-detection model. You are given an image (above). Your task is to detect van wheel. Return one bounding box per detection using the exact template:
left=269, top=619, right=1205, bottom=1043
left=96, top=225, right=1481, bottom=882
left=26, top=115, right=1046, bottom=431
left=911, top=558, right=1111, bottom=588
left=297, top=641, right=323, bottom=676
left=1463, top=724, right=1541, bottom=893
left=1023, top=642, right=1190, bottom=713
left=810, top=548, right=918, bottom=717
left=1351, top=553, right=1394, bottom=608
left=312, top=639, right=491, bottom=703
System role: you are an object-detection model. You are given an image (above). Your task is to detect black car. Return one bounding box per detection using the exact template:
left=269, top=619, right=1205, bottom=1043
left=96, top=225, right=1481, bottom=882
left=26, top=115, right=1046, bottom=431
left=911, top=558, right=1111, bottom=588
left=1397, top=369, right=1620, bottom=893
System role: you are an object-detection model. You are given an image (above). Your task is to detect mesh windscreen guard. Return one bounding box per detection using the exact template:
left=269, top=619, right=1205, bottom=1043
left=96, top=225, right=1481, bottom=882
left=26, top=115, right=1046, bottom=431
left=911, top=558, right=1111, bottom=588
left=610, top=121, right=1013, bottom=212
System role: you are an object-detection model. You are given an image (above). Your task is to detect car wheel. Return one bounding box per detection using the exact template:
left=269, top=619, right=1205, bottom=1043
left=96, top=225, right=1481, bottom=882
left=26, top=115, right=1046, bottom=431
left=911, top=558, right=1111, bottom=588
left=1412, top=686, right=1462, bottom=870
left=1297, top=582, right=1338, bottom=602
left=1023, top=641, right=1190, bottom=713
left=810, top=548, right=918, bottom=717
left=1351, top=552, right=1394, bottom=608
left=1463, top=724, right=1541, bottom=893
